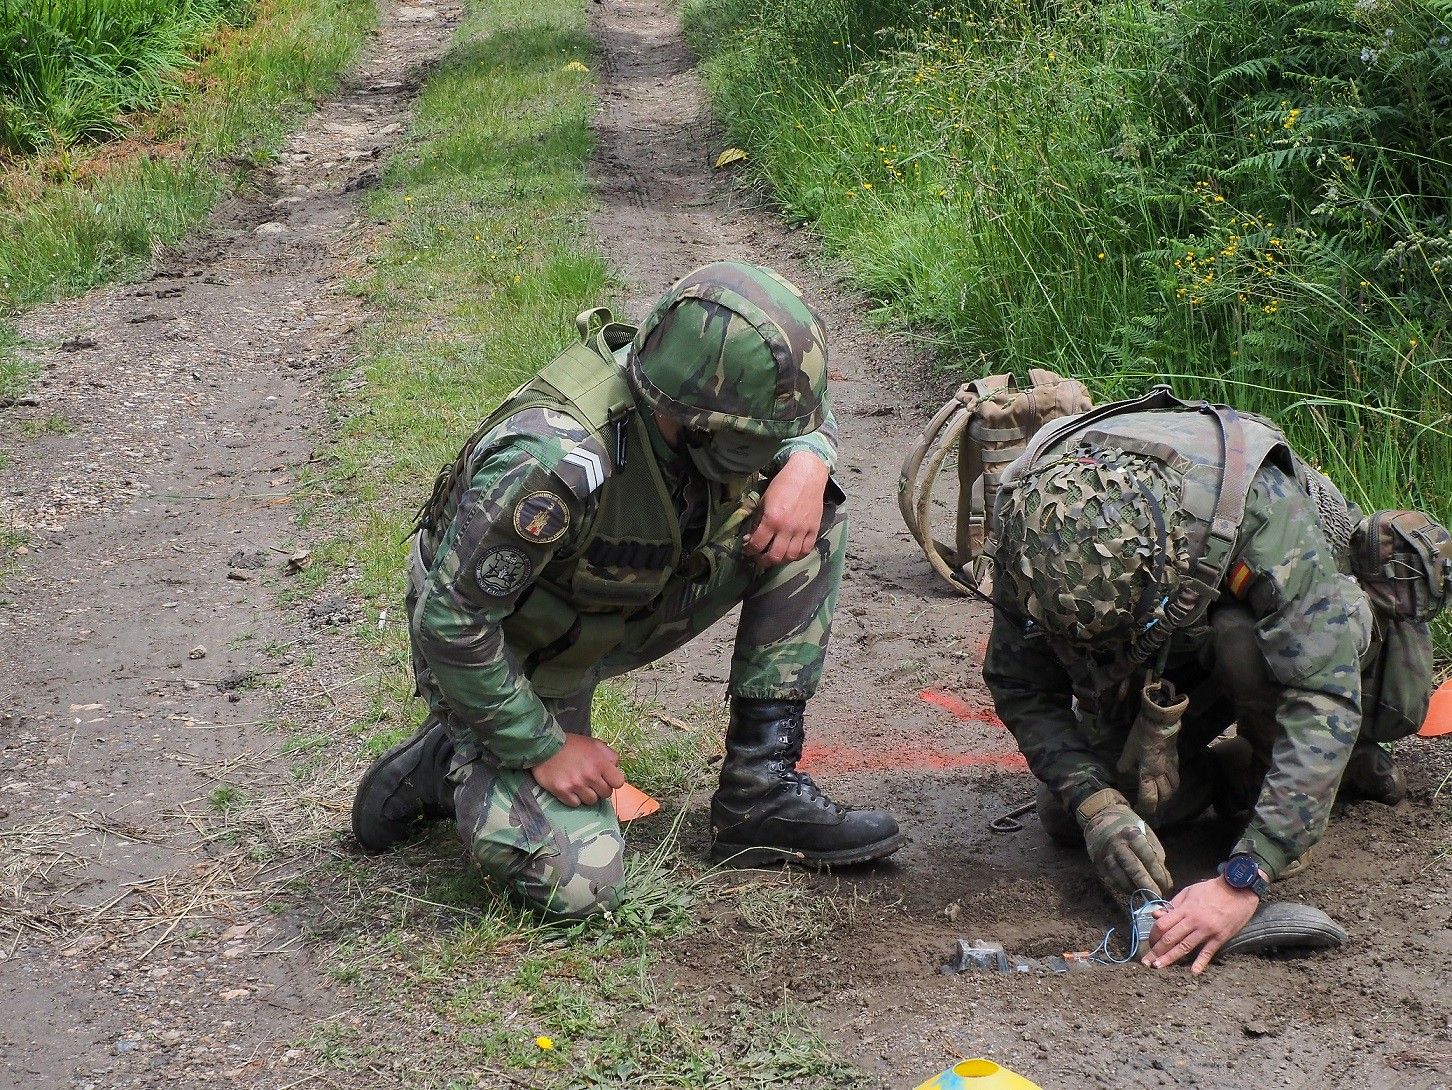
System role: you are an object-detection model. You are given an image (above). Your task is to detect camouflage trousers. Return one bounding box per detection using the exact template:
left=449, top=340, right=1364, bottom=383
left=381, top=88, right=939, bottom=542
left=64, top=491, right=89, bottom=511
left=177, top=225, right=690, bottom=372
left=407, top=506, right=847, bottom=917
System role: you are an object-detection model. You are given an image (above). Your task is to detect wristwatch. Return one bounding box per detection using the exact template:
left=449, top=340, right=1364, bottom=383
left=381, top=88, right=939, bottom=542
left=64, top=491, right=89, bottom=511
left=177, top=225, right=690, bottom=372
left=1218, top=853, right=1271, bottom=899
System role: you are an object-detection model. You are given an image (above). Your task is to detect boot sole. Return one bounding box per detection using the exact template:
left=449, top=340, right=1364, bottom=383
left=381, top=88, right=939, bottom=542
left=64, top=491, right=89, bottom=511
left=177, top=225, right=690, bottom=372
left=709, top=830, right=907, bottom=868
left=351, top=729, right=435, bottom=853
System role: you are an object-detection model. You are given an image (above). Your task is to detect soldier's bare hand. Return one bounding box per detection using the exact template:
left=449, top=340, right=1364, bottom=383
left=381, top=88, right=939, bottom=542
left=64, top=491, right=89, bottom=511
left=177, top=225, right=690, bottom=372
left=1142, top=876, right=1259, bottom=974
left=531, top=734, right=625, bottom=807
left=745, top=451, right=829, bottom=567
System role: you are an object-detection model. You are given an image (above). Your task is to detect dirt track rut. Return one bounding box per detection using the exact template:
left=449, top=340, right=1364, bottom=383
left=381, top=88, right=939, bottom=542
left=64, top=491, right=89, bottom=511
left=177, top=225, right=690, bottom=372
left=0, top=4, right=458, bottom=1087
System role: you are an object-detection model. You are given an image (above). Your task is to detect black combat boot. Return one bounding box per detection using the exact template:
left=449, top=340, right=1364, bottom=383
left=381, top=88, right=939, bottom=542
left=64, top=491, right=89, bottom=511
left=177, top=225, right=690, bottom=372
left=1340, top=740, right=1407, bottom=805
left=352, top=717, right=456, bottom=852
left=709, top=698, right=905, bottom=866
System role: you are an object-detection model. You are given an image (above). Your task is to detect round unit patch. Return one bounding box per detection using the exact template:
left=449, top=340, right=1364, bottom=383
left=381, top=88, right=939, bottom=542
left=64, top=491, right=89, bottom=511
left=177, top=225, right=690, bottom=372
left=512, top=490, right=570, bottom=545
left=475, top=545, right=533, bottom=598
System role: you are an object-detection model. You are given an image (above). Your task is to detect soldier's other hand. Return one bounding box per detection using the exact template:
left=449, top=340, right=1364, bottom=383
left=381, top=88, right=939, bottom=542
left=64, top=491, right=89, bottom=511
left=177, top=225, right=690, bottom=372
left=531, top=733, right=626, bottom=807
left=745, top=451, right=829, bottom=567
left=1142, top=875, right=1259, bottom=974
left=1077, top=788, right=1172, bottom=899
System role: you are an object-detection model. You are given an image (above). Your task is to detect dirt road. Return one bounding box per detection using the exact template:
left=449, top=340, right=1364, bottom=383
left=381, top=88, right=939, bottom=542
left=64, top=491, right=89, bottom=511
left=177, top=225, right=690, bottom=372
left=0, top=4, right=459, bottom=1087
left=1, top=1, right=1448, bottom=1088
left=586, top=2, right=1451, bottom=1088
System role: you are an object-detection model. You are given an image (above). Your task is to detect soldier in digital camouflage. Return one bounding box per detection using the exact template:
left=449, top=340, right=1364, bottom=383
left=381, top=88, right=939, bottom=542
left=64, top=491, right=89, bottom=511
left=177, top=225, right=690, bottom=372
left=350, top=261, right=904, bottom=918
left=982, top=389, right=1447, bottom=973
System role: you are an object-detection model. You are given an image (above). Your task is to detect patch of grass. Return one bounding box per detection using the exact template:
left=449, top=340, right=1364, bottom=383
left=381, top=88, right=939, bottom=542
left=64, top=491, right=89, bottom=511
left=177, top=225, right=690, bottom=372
left=732, top=871, right=868, bottom=945
left=591, top=686, right=718, bottom=801
left=15, top=412, right=72, bottom=437
left=0, top=0, right=251, bottom=155
left=0, top=324, right=31, bottom=401
left=0, top=0, right=374, bottom=325
left=209, top=784, right=242, bottom=812
left=0, top=525, right=28, bottom=584
left=318, top=824, right=849, bottom=1088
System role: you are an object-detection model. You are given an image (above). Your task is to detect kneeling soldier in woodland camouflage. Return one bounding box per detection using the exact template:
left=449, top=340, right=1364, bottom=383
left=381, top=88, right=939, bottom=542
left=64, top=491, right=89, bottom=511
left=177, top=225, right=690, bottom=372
left=983, top=387, right=1449, bottom=972
left=351, top=262, right=904, bottom=917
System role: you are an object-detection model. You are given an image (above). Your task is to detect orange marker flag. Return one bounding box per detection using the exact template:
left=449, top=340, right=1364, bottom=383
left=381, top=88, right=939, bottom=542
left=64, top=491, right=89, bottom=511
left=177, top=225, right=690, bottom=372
left=1419, top=679, right=1452, bottom=738
left=610, top=782, right=660, bottom=822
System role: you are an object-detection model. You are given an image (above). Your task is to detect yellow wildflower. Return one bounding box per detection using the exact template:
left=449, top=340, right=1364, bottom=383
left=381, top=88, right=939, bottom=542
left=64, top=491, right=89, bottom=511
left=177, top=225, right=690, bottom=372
left=536, top=1036, right=555, bottom=1051
left=562, top=61, right=589, bottom=73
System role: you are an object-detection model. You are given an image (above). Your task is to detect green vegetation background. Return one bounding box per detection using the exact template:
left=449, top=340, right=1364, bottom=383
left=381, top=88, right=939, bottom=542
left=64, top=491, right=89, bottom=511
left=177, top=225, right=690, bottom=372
left=684, top=0, right=1452, bottom=540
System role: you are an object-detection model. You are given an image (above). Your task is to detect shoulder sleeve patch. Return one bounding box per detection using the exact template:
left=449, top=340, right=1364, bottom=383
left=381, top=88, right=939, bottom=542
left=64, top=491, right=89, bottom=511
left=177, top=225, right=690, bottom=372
left=1228, top=559, right=1255, bottom=600
left=474, top=544, right=533, bottom=597
left=513, top=490, right=571, bottom=544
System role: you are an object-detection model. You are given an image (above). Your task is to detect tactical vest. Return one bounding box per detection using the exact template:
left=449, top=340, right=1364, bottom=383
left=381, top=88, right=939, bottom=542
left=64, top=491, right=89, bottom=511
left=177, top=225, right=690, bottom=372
left=1000, top=387, right=1298, bottom=676
left=420, top=309, right=749, bottom=697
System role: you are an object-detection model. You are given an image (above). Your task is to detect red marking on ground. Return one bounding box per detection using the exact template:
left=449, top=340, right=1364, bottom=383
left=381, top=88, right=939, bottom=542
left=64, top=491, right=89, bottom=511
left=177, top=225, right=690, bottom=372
left=919, top=688, right=1005, bottom=729
left=799, top=743, right=1028, bottom=775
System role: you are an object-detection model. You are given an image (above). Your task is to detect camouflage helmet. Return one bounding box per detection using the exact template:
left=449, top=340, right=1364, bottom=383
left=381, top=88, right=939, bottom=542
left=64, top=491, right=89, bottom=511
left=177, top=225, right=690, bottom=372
left=626, top=261, right=829, bottom=439
left=995, top=451, right=1190, bottom=645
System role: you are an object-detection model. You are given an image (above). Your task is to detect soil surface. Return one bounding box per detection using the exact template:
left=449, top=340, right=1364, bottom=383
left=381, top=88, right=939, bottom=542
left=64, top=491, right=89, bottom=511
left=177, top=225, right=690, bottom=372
left=0, top=3, right=461, bottom=1088
left=587, top=3, right=1451, bottom=1089
left=1, top=1, right=1448, bottom=1089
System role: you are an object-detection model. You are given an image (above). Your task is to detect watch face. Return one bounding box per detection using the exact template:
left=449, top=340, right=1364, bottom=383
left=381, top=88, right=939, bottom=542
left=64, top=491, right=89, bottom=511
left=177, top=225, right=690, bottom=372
left=1224, top=855, right=1259, bottom=889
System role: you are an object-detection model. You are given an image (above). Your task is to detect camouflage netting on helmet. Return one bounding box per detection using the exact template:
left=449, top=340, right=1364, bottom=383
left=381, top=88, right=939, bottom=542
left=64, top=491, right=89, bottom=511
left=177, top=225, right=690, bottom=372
left=996, top=451, right=1190, bottom=644
left=627, top=261, right=829, bottom=440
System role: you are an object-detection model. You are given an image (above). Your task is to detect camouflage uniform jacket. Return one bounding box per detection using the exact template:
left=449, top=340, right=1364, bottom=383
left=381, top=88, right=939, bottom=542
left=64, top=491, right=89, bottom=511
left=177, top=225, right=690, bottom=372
left=411, top=352, right=839, bottom=772
left=985, top=420, right=1371, bottom=879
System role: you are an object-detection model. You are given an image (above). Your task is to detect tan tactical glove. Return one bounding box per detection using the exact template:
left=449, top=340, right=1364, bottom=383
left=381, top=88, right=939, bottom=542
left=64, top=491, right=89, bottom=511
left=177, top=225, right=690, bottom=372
left=1116, top=678, right=1188, bottom=820
left=1077, top=787, right=1172, bottom=898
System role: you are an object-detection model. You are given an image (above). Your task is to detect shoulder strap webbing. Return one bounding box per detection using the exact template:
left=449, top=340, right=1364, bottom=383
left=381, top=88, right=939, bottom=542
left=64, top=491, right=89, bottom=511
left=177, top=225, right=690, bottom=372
left=1014, top=384, right=1185, bottom=474
left=1122, top=404, right=1256, bottom=677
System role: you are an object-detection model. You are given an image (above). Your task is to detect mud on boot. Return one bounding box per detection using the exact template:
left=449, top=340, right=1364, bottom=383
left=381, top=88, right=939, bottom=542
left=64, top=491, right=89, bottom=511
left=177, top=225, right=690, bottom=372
left=709, top=698, right=905, bottom=866
left=352, top=717, right=456, bottom=852
left=1339, top=739, right=1407, bottom=805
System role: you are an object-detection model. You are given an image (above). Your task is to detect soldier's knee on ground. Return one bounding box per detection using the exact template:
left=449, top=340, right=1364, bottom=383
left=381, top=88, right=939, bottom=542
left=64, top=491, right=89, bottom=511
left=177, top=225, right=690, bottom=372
left=518, top=843, right=626, bottom=919
left=454, top=759, right=626, bottom=918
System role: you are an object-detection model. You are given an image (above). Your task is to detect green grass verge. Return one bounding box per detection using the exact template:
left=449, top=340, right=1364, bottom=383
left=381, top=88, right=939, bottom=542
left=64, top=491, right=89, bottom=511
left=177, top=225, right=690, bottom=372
left=313, top=1, right=855, bottom=1083
left=683, top=0, right=1452, bottom=523
left=0, top=0, right=374, bottom=396
left=0, top=0, right=251, bottom=155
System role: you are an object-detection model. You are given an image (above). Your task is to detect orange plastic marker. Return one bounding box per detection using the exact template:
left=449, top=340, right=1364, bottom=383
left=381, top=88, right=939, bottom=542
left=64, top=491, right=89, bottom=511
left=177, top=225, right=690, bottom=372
left=1419, top=678, right=1452, bottom=738
left=610, top=782, right=660, bottom=821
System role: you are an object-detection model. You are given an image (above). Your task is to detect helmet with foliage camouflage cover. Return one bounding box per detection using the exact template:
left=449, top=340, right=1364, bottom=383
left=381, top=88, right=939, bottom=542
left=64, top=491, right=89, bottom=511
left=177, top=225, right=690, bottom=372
left=626, top=261, right=829, bottom=440
left=995, top=452, right=1191, bottom=645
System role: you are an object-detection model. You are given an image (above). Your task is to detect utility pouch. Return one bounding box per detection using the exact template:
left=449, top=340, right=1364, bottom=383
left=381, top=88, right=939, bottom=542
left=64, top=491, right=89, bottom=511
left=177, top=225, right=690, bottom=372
left=1350, top=509, right=1452, bottom=623
left=1359, top=616, right=1434, bottom=743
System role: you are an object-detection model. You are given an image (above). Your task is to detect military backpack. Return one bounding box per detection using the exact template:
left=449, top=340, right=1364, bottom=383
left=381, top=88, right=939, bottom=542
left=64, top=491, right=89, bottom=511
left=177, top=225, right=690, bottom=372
left=898, top=369, right=1092, bottom=595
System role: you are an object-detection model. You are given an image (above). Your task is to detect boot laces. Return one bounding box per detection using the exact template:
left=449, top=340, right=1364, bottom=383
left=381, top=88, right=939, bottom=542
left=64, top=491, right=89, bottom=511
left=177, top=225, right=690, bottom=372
left=775, top=722, right=846, bottom=813
left=786, top=770, right=844, bottom=812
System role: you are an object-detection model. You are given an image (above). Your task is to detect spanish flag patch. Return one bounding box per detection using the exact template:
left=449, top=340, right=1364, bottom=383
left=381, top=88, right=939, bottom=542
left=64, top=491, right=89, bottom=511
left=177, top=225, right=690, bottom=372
left=1227, top=559, right=1254, bottom=599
